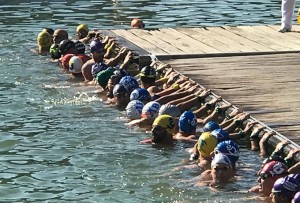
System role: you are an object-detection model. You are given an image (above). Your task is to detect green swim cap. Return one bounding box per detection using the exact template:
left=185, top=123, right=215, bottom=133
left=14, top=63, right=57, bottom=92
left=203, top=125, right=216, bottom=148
left=50, top=44, right=61, bottom=59
left=96, top=67, right=115, bottom=89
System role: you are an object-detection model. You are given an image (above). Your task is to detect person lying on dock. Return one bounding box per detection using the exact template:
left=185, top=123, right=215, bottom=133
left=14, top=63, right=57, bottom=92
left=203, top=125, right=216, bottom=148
left=140, top=115, right=176, bottom=146
left=195, top=153, right=234, bottom=187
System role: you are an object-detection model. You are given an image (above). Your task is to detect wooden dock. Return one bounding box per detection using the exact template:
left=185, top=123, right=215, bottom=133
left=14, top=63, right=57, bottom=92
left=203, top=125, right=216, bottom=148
left=100, top=25, right=300, bottom=144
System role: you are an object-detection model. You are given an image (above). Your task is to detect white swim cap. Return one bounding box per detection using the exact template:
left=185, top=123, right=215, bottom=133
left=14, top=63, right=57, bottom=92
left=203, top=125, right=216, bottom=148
left=141, top=101, right=161, bottom=119
left=125, top=100, right=144, bottom=119
left=69, top=55, right=83, bottom=73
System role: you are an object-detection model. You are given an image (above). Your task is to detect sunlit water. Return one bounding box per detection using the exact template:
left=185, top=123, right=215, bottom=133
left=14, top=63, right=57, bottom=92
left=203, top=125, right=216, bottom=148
left=0, top=0, right=292, bottom=202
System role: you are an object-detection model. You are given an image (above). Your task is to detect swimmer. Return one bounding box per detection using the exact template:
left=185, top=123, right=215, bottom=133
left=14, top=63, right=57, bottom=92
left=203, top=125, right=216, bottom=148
left=140, top=115, right=176, bottom=146
left=173, top=111, right=198, bottom=142
left=248, top=161, right=289, bottom=196
left=131, top=18, right=145, bottom=29
left=37, top=31, right=52, bottom=54
left=270, top=174, right=300, bottom=203
left=196, top=153, right=234, bottom=187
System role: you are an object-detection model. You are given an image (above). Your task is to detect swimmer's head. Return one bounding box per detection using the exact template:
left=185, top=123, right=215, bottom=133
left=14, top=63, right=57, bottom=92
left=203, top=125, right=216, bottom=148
left=178, top=111, right=197, bottom=134
left=76, top=24, right=89, bottom=39
left=141, top=101, right=160, bottom=119
left=158, top=104, right=181, bottom=118
left=214, top=140, right=240, bottom=164
left=130, top=88, right=151, bottom=104
left=202, top=121, right=220, bottom=132
left=197, top=132, right=218, bottom=158
left=68, top=55, right=83, bottom=74
left=131, top=18, right=145, bottom=29
left=126, top=100, right=144, bottom=119
left=37, top=31, right=52, bottom=52
left=53, top=29, right=68, bottom=44
left=152, top=115, right=175, bottom=143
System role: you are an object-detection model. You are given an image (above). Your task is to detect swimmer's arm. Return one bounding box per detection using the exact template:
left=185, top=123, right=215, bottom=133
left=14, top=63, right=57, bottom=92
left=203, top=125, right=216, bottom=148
left=248, top=185, right=261, bottom=193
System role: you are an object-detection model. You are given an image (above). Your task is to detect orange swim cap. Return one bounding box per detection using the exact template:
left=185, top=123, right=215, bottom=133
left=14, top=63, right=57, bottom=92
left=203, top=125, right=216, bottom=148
left=131, top=18, right=145, bottom=29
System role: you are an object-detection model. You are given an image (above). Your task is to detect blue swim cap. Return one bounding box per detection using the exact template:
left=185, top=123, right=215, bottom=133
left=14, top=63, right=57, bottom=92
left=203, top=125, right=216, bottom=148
left=272, top=174, right=300, bottom=200
left=130, top=88, right=151, bottom=102
left=178, top=111, right=197, bottom=133
left=214, top=140, right=240, bottom=164
left=90, top=40, right=104, bottom=53
left=202, top=121, right=220, bottom=132
left=119, top=76, right=139, bottom=93
left=211, top=128, right=230, bottom=142
left=293, top=192, right=300, bottom=203
left=113, top=84, right=128, bottom=97
left=91, top=62, right=108, bottom=78
left=126, top=100, right=144, bottom=119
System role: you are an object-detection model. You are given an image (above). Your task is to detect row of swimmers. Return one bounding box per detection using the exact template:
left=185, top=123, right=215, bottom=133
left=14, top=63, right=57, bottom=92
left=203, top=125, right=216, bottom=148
left=36, top=24, right=300, bottom=203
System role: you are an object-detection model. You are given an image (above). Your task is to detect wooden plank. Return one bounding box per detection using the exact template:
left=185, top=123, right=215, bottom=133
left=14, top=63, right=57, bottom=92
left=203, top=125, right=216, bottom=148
left=173, top=27, right=233, bottom=53
left=238, top=26, right=298, bottom=51
left=192, top=27, right=248, bottom=53
left=111, top=29, right=168, bottom=55
left=224, top=26, right=288, bottom=51
left=99, top=30, right=149, bottom=56
left=128, top=29, right=185, bottom=55
left=165, top=28, right=222, bottom=53
left=213, top=26, right=275, bottom=52
left=267, top=25, right=300, bottom=40
left=161, top=53, right=300, bottom=142
left=148, top=28, right=206, bottom=54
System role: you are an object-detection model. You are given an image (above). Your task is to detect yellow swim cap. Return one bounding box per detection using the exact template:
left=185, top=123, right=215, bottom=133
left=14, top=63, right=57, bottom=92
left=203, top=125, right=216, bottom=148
left=37, top=31, right=52, bottom=50
left=197, top=132, right=217, bottom=158
left=76, top=24, right=89, bottom=32
left=153, top=115, right=175, bottom=135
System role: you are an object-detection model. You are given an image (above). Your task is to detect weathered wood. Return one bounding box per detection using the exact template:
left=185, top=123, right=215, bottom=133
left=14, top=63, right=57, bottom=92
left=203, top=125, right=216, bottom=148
left=111, top=29, right=168, bottom=55
left=162, top=53, right=300, bottom=144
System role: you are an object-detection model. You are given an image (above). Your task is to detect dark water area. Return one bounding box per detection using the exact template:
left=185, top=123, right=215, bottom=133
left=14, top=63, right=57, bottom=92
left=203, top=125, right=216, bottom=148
left=0, top=0, right=292, bottom=202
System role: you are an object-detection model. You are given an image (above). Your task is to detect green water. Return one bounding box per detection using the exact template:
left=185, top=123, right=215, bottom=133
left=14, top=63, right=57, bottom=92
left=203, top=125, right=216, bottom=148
left=0, top=0, right=289, bottom=202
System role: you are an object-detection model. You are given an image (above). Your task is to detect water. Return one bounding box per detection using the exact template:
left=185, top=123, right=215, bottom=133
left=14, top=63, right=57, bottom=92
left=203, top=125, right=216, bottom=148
left=0, top=0, right=292, bottom=202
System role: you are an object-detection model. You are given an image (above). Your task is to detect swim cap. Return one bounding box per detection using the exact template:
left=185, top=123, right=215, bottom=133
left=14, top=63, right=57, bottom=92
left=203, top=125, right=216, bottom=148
left=113, top=84, right=128, bottom=97
left=262, top=155, right=286, bottom=168
left=211, top=153, right=232, bottom=168
left=42, top=28, right=54, bottom=36
left=131, top=18, right=145, bottom=28
left=114, top=69, right=128, bottom=78
left=178, top=111, right=197, bottom=133
left=90, top=40, right=104, bottom=53
left=61, top=54, right=75, bottom=70
left=91, top=62, right=108, bottom=78
left=215, top=140, right=240, bottom=164
left=139, top=65, right=156, bottom=78
left=76, top=24, right=89, bottom=32
left=197, top=132, right=218, bottom=158
left=96, top=67, right=115, bottom=89
left=37, top=31, right=52, bottom=50
left=211, top=128, right=230, bottom=142
left=49, top=44, right=61, bottom=59
left=130, top=88, right=151, bottom=102
left=59, top=39, right=75, bottom=55
left=202, top=121, right=220, bottom=132
left=73, top=40, right=85, bottom=54
left=125, top=100, right=144, bottom=119
left=119, top=76, right=139, bottom=93
left=293, top=192, right=300, bottom=203
left=141, top=101, right=161, bottom=119
left=260, top=161, right=288, bottom=180
left=158, top=104, right=181, bottom=118
left=272, top=174, right=300, bottom=199
left=153, top=115, right=175, bottom=135
left=69, top=55, right=83, bottom=74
